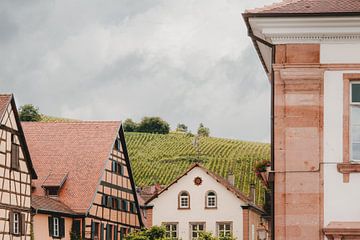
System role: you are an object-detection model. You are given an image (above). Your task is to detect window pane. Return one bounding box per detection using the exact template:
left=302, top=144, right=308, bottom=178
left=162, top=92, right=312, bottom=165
left=199, top=225, right=204, bottom=231
left=352, top=143, right=360, bottom=160
left=351, top=106, right=360, bottom=123
left=352, top=125, right=360, bottom=142
left=352, top=84, right=360, bottom=103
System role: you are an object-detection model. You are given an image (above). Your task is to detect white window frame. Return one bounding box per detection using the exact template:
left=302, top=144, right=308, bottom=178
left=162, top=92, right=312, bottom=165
left=217, top=222, right=232, bottom=238
left=179, top=191, right=189, bottom=209
left=206, top=191, right=217, bottom=208
left=53, top=217, right=59, bottom=237
left=163, top=223, right=178, bottom=239
left=350, top=82, right=360, bottom=161
left=190, top=223, right=205, bottom=240
left=13, top=212, right=20, bottom=235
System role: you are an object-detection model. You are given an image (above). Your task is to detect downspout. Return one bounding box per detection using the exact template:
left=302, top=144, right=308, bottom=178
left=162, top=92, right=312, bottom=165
left=242, top=14, right=275, bottom=240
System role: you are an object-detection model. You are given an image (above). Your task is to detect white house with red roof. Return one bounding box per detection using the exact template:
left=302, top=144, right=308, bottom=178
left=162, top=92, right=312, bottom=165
left=244, top=0, right=360, bottom=239
left=145, top=164, right=267, bottom=240
left=23, top=121, right=143, bottom=240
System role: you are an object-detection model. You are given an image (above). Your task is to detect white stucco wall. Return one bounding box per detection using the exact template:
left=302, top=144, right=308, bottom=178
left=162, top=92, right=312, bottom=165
left=149, top=167, right=245, bottom=240
left=323, top=65, right=360, bottom=227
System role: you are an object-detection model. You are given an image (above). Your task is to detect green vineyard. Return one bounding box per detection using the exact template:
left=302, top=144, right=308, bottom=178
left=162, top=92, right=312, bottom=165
left=125, top=132, right=270, bottom=205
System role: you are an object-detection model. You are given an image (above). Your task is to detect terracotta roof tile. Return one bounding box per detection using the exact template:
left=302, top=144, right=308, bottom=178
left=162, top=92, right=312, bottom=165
left=246, top=0, right=360, bottom=15
left=23, top=121, right=120, bottom=213
left=0, top=94, right=12, bottom=121
left=32, top=195, right=78, bottom=215
left=42, top=173, right=68, bottom=187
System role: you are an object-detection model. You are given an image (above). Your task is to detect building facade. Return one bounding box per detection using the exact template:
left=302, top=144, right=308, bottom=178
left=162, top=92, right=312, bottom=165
left=0, top=94, right=37, bottom=240
left=23, top=121, right=143, bottom=240
left=146, top=164, right=266, bottom=240
left=244, top=1, right=360, bottom=239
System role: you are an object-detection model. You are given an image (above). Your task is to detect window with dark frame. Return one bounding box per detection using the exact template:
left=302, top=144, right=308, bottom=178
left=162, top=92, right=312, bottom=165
left=350, top=82, right=360, bottom=161
left=112, top=161, right=124, bottom=176
left=48, top=216, right=65, bottom=238
left=10, top=212, right=25, bottom=236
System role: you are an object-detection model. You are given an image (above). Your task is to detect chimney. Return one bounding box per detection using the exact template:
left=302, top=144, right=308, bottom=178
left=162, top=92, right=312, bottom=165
left=250, top=183, right=256, bottom=203
left=227, top=171, right=235, bottom=186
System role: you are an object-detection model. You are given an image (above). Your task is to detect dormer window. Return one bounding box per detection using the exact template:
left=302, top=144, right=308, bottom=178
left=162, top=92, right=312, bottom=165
left=206, top=191, right=217, bottom=208
left=42, top=173, right=68, bottom=197
left=178, top=191, right=190, bottom=209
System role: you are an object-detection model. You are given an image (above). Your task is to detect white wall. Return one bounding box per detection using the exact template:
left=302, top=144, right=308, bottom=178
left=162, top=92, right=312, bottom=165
left=321, top=43, right=360, bottom=64
left=323, top=68, right=360, bottom=227
left=150, top=167, right=245, bottom=240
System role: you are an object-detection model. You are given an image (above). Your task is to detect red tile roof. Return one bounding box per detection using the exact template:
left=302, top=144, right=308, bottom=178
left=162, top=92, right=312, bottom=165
left=23, top=121, right=120, bottom=213
left=146, top=164, right=257, bottom=208
left=0, top=94, right=12, bottom=121
left=42, top=173, right=68, bottom=188
left=245, top=0, right=360, bottom=15
left=32, top=195, right=78, bottom=216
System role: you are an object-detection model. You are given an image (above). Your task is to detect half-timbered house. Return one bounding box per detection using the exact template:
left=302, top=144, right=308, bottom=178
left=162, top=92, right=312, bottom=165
left=0, top=94, right=37, bottom=240
left=23, top=121, right=143, bottom=240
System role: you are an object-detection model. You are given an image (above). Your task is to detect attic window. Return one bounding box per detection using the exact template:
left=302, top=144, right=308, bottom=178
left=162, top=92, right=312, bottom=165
left=46, top=187, right=59, bottom=197
left=11, top=134, right=20, bottom=170
left=114, top=139, right=121, bottom=151
left=111, top=161, right=124, bottom=176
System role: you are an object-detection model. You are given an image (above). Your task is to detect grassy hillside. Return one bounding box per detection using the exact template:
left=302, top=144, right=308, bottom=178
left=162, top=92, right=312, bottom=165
left=125, top=132, right=270, bottom=204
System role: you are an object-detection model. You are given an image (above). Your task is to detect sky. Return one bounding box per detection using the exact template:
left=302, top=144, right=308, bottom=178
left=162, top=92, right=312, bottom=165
left=0, top=0, right=277, bottom=142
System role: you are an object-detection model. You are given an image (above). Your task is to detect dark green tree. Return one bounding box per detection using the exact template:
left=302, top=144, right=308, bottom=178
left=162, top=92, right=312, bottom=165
left=176, top=123, right=188, bottom=132
left=123, top=118, right=138, bottom=132
left=137, top=117, right=170, bottom=134
left=197, top=123, right=210, bottom=137
left=18, top=104, right=41, bottom=122
left=126, top=226, right=167, bottom=240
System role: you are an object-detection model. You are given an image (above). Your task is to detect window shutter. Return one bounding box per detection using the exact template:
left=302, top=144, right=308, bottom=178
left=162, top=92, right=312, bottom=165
left=107, top=197, right=112, bottom=208
left=101, top=195, right=107, bottom=206
left=48, top=216, right=54, bottom=236
left=11, top=144, right=19, bottom=169
left=120, top=228, right=124, bottom=240
left=9, top=211, right=14, bottom=234
left=112, top=161, right=117, bottom=173
left=114, top=225, right=118, bottom=240
left=59, top=217, right=65, bottom=237
left=20, top=213, right=26, bottom=235
left=119, top=165, right=124, bottom=176
left=106, top=224, right=111, bottom=240
left=100, top=223, right=104, bottom=240
left=91, top=221, right=95, bottom=239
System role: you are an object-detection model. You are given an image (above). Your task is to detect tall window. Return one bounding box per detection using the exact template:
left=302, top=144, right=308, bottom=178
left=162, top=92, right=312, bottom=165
left=205, top=191, right=217, bottom=208
left=11, top=134, right=19, bottom=170
left=164, top=223, right=178, bottom=239
left=351, top=82, right=360, bottom=160
left=190, top=223, right=205, bottom=240
left=53, top=217, right=59, bottom=237
left=13, top=213, right=20, bottom=235
left=178, top=191, right=190, bottom=209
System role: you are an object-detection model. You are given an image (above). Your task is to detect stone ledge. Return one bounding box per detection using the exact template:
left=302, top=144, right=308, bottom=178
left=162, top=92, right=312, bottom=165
left=337, top=163, right=360, bottom=183
left=323, top=221, right=360, bottom=240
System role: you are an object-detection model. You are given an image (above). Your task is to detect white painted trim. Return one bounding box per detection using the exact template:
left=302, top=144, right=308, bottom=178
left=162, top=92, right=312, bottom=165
left=249, top=17, right=360, bottom=44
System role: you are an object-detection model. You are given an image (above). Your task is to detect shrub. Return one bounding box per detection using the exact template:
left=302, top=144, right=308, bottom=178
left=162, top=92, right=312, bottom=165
left=197, top=123, right=210, bottom=137
left=19, top=104, right=41, bottom=122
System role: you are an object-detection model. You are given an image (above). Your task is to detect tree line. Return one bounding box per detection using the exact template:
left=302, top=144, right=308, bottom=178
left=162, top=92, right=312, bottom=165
left=18, top=104, right=210, bottom=136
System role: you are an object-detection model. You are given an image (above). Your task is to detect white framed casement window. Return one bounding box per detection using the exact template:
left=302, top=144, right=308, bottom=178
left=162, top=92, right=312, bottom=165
left=13, top=212, right=20, bottom=235
left=217, top=222, right=232, bottom=238
left=190, top=223, right=205, bottom=240
left=178, top=191, right=190, bottom=209
left=205, top=191, right=217, bottom=208
left=53, top=217, right=59, bottom=237
left=350, top=82, right=360, bottom=161
left=163, top=223, right=178, bottom=239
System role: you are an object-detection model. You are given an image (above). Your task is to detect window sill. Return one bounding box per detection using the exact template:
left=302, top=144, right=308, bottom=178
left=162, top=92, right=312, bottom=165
left=177, top=207, right=190, bottom=210
left=205, top=207, right=217, bottom=210
left=337, top=163, right=360, bottom=183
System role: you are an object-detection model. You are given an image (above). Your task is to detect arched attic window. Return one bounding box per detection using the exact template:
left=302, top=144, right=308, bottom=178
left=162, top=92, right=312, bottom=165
left=178, top=191, right=190, bottom=209
left=206, top=191, right=217, bottom=208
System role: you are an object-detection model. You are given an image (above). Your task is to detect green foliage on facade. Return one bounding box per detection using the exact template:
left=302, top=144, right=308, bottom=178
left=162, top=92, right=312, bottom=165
left=126, top=226, right=168, bottom=240
left=125, top=132, right=270, bottom=205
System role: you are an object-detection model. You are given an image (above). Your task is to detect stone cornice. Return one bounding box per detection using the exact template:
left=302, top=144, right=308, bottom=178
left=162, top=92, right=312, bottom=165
left=249, top=17, right=360, bottom=44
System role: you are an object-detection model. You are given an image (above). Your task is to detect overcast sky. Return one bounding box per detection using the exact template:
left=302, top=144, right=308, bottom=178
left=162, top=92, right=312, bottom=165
left=0, top=0, right=277, bottom=142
